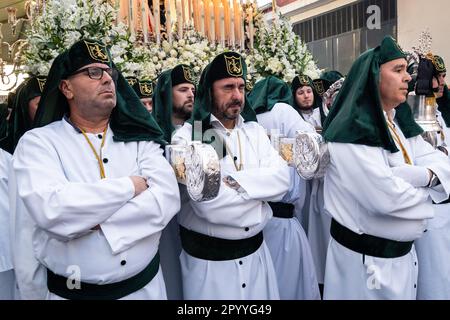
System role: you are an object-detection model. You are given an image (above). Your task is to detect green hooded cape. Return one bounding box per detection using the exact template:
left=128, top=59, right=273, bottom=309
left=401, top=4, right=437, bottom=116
left=6, top=76, right=47, bottom=153
left=247, top=76, right=293, bottom=114
left=33, top=39, right=166, bottom=145
left=323, top=36, right=422, bottom=152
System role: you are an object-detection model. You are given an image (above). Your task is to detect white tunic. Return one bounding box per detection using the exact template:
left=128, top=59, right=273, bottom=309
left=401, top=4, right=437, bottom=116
left=0, top=149, right=15, bottom=300
left=323, top=117, right=450, bottom=300
left=300, top=107, right=331, bottom=285
left=256, top=103, right=320, bottom=300
left=172, top=114, right=290, bottom=299
left=10, top=118, right=180, bottom=299
left=415, top=109, right=450, bottom=299
left=300, top=108, right=322, bottom=129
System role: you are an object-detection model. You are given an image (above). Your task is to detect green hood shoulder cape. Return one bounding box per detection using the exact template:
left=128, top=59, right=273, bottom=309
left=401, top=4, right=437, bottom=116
left=322, top=36, right=422, bottom=153
left=247, top=76, right=293, bottom=114
left=6, top=76, right=47, bottom=153
left=34, top=39, right=165, bottom=145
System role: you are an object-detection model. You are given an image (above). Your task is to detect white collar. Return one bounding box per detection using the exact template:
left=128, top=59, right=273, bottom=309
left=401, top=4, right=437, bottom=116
left=209, top=113, right=244, bottom=132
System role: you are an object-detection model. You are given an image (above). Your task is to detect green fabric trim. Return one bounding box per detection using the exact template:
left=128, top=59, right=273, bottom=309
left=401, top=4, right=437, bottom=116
left=152, top=69, right=176, bottom=143
left=33, top=39, right=166, bottom=145
left=319, top=70, right=344, bottom=93
left=323, top=36, right=412, bottom=152
left=394, top=102, right=423, bottom=138
left=247, top=76, right=293, bottom=114
left=6, top=77, right=46, bottom=153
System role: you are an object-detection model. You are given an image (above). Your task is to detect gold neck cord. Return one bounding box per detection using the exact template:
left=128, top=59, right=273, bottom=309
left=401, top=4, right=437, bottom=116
left=80, top=125, right=108, bottom=179
left=386, top=119, right=412, bottom=165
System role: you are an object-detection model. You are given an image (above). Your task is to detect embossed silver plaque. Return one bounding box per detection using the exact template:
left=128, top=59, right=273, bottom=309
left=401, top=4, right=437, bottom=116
left=166, top=142, right=220, bottom=201
left=294, top=131, right=330, bottom=180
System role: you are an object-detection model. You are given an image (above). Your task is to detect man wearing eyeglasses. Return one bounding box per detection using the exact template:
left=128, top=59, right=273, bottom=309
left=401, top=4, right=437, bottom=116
left=10, top=39, right=180, bottom=300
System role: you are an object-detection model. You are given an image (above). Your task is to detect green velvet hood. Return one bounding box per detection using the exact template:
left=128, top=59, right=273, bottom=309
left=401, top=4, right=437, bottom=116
left=33, top=39, right=166, bottom=145
left=247, top=76, right=293, bottom=114
left=322, top=36, right=421, bottom=152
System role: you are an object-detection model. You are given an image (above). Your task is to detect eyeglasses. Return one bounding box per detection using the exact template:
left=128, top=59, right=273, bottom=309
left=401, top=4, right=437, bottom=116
left=69, top=67, right=118, bottom=81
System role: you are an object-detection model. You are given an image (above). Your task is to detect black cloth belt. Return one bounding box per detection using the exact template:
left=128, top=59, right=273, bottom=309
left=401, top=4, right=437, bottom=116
left=330, top=219, right=413, bottom=258
left=433, top=196, right=450, bottom=205
left=47, top=251, right=160, bottom=300
left=180, top=226, right=263, bottom=261
left=268, top=202, right=295, bottom=218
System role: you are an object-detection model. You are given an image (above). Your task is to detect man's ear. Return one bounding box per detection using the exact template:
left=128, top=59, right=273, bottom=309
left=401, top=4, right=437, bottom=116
left=59, top=80, right=74, bottom=100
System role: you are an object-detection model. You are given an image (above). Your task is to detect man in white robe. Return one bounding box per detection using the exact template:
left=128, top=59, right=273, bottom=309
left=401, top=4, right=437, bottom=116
left=152, top=64, right=196, bottom=300
left=172, top=52, right=290, bottom=299
left=0, top=103, right=15, bottom=300
left=248, top=76, right=320, bottom=300
left=415, top=55, right=450, bottom=299
left=10, top=39, right=180, bottom=300
left=291, top=74, right=332, bottom=291
left=322, top=36, right=450, bottom=300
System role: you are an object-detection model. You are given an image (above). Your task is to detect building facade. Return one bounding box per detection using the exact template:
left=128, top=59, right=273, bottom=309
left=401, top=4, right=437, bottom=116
left=265, top=0, right=449, bottom=76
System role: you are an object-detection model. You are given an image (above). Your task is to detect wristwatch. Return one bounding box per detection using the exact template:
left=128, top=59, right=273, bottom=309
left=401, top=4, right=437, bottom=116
left=428, top=171, right=441, bottom=188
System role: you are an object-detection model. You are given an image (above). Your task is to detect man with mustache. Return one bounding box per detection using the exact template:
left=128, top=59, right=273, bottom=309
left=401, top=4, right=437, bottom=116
left=172, top=52, right=290, bottom=299
left=322, top=36, right=450, bottom=299
left=151, top=64, right=196, bottom=300
left=10, top=39, right=180, bottom=299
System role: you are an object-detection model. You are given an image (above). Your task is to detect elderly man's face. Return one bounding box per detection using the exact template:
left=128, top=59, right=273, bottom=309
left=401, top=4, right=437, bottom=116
left=60, top=62, right=116, bottom=117
left=172, top=83, right=195, bottom=120
left=211, top=77, right=245, bottom=122
left=379, top=58, right=411, bottom=111
left=295, top=86, right=314, bottom=109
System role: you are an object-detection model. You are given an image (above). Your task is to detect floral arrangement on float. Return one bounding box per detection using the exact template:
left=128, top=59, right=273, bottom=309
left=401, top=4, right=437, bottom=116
left=21, top=0, right=320, bottom=85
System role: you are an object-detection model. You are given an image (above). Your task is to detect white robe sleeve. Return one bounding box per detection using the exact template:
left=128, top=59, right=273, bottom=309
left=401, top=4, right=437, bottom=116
left=329, top=143, right=431, bottom=220
left=410, top=135, right=450, bottom=203
left=12, top=131, right=136, bottom=241
left=277, top=103, right=315, bottom=136
left=100, top=141, right=181, bottom=254
left=191, top=180, right=265, bottom=227
left=229, top=124, right=290, bottom=202
left=0, top=150, right=12, bottom=273
left=9, top=164, right=48, bottom=299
